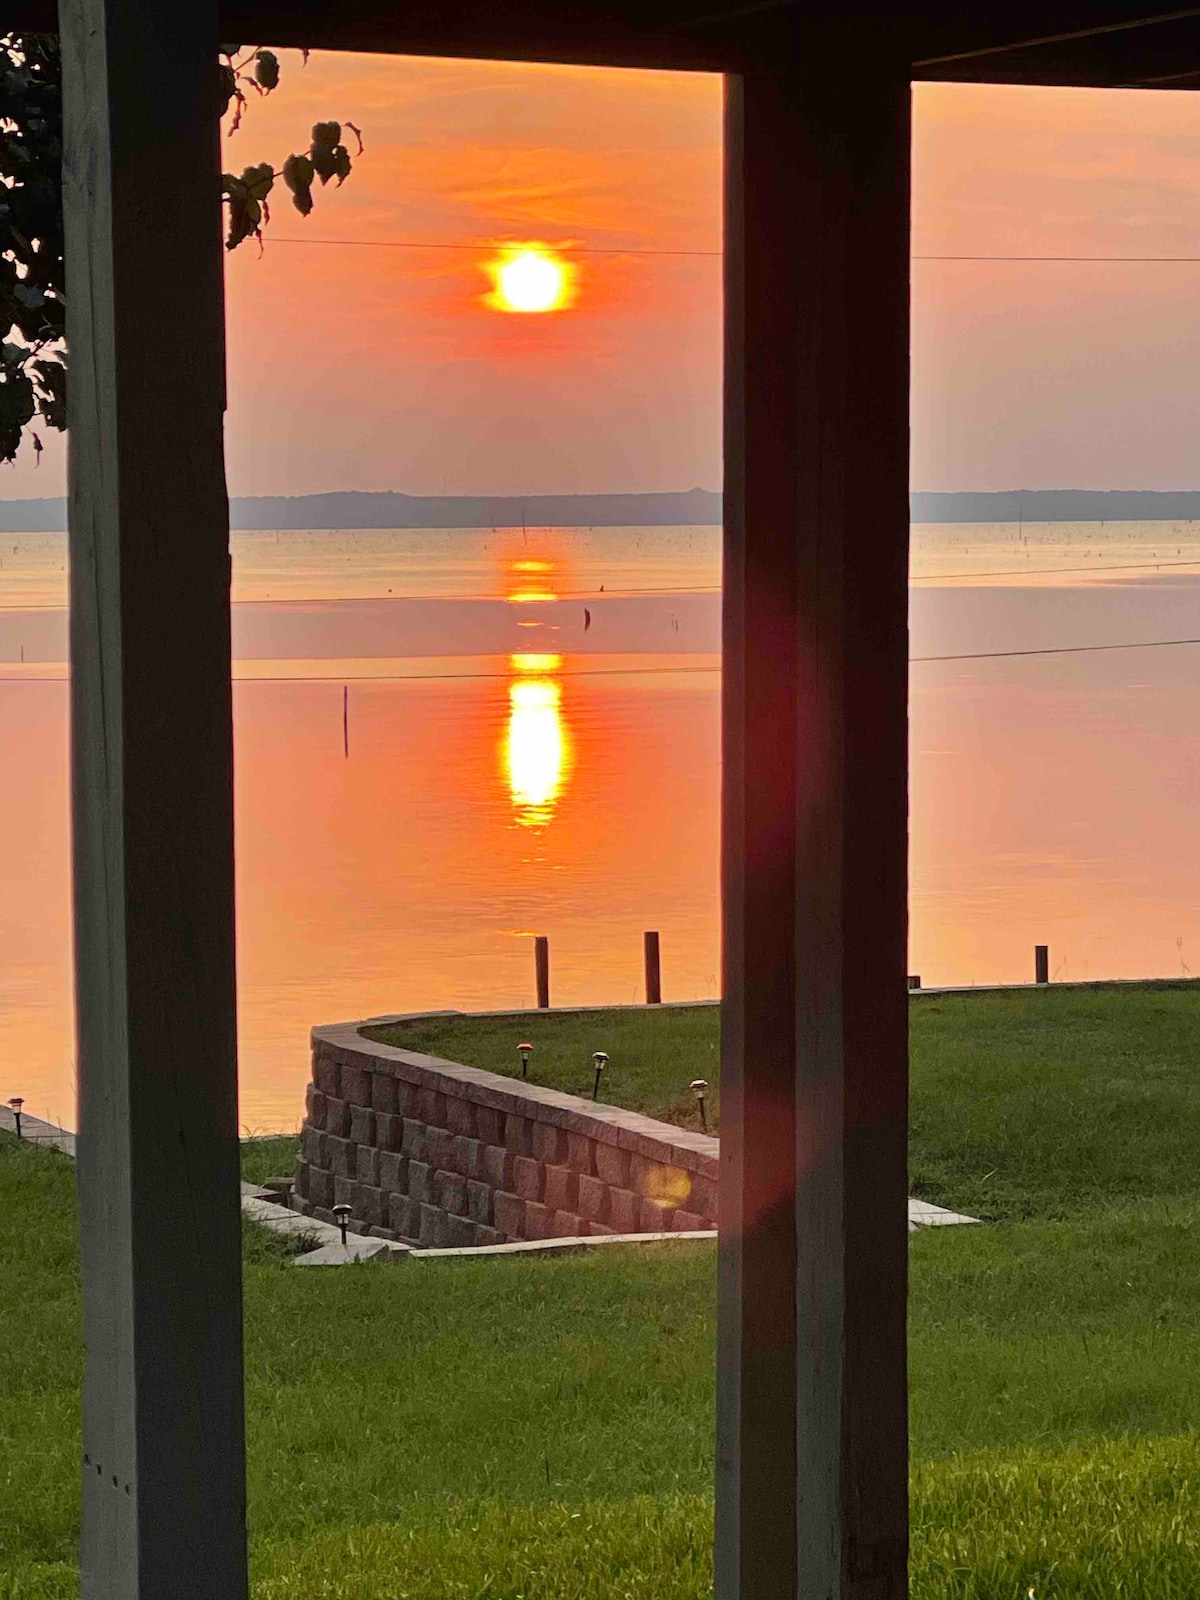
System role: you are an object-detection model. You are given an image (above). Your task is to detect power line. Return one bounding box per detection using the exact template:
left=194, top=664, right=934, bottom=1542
left=269, top=237, right=1200, bottom=265
left=914, top=253, right=1200, bottom=263
left=913, top=635, right=1200, bottom=663
left=911, top=555, right=1200, bottom=582
left=8, top=634, right=1200, bottom=681
left=267, top=236, right=722, bottom=258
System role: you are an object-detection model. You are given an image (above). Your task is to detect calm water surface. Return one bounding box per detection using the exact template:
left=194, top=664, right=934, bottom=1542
left=2, top=519, right=1199, bottom=1128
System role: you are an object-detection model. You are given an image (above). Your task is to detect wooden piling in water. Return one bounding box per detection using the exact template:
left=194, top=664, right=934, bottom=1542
left=644, top=930, right=662, bottom=1004
left=1035, top=944, right=1049, bottom=985
left=535, top=936, right=550, bottom=1009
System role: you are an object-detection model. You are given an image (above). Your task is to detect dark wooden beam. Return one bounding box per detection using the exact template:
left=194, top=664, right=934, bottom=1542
left=59, top=0, right=248, bottom=1594
left=20, top=0, right=1200, bottom=83
left=718, top=29, right=910, bottom=1600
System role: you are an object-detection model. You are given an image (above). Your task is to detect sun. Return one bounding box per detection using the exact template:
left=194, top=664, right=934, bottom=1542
left=486, top=246, right=574, bottom=314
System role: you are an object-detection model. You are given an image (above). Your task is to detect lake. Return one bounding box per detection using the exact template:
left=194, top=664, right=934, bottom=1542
left=2, top=518, right=1199, bottom=1129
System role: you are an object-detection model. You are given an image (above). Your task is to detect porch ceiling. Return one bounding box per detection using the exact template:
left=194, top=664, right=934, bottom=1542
left=14, top=1, right=1200, bottom=83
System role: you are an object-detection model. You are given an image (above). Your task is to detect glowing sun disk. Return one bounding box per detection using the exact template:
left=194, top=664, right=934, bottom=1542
left=488, top=248, right=571, bottom=313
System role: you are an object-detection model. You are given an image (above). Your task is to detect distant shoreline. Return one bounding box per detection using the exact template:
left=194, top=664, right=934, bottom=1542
left=8, top=487, right=1200, bottom=531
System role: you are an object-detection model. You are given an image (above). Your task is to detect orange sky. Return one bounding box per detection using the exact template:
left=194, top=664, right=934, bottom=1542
left=7, top=61, right=1200, bottom=497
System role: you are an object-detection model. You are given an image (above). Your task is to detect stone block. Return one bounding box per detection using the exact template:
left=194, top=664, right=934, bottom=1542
left=475, top=1225, right=503, bottom=1247
left=407, top=1161, right=433, bottom=1205
left=389, top=1191, right=420, bottom=1240
left=445, top=1096, right=476, bottom=1137
left=544, top=1165, right=578, bottom=1213
left=452, top=1136, right=484, bottom=1181
left=358, top=1184, right=385, bottom=1229
left=334, top=1175, right=357, bottom=1211
left=312, top=1205, right=336, bottom=1226
left=350, top=1104, right=377, bottom=1147
left=483, top=1145, right=514, bottom=1191
left=378, top=1150, right=409, bottom=1193
left=417, top=1087, right=447, bottom=1128
left=552, top=1210, right=583, bottom=1238
left=419, top=1203, right=447, bottom=1248
left=342, top=1062, right=370, bottom=1107
left=300, top=1125, right=325, bottom=1168
left=369, top=1225, right=398, bottom=1241
left=577, top=1173, right=608, bottom=1222
left=466, top=1179, right=492, bottom=1225
left=565, top=1133, right=595, bottom=1175
left=475, top=1105, right=503, bottom=1146
left=504, top=1114, right=532, bottom=1155
left=307, top=1166, right=334, bottom=1209
left=290, top=1193, right=312, bottom=1217
left=324, top=1096, right=350, bottom=1139
left=689, top=1173, right=718, bottom=1222
left=671, top=1209, right=707, bottom=1232
left=532, top=1122, right=566, bottom=1164
left=493, top=1191, right=525, bottom=1238
left=524, top=1200, right=552, bottom=1240
left=444, top=1214, right=478, bottom=1249
left=594, top=1142, right=630, bottom=1188
left=427, top=1126, right=456, bottom=1174
left=609, top=1187, right=638, bottom=1233
left=586, top=1221, right=616, bottom=1237
left=638, top=1197, right=674, bottom=1233
left=293, top=1159, right=311, bottom=1200
left=435, top=1169, right=468, bottom=1216
left=308, top=1087, right=328, bottom=1130
left=401, top=1118, right=428, bottom=1160
left=371, top=1073, right=399, bottom=1115
left=513, top=1155, right=543, bottom=1201
left=326, top=1135, right=356, bottom=1179
left=314, top=1052, right=341, bottom=1098
left=376, top=1112, right=403, bottom=1153
left=357, top=1145, right=380, bottom=1188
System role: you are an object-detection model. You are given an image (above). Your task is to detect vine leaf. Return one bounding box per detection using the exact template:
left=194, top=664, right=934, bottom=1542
left=283, top=153, right=315, bottom=216
left=253, top=49, right=279, bottom=91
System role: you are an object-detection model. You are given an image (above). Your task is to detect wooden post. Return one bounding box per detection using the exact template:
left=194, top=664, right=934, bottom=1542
left=535, top=936, right=550, bottom=1008
left=718, top=40, right=910, bottom=1600
left=1035, top=944, right=1049, bottom=984
left=644, top=930, right=662, bottom=1004
left=59, top=2, right=248, bottom=1596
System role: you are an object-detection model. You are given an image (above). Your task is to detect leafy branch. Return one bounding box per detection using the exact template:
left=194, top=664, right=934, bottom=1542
left=0, top=34, right=364, bottom=465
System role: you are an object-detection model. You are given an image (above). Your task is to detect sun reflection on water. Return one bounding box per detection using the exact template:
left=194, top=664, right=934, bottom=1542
left=506, top=653, right=568, bottom=827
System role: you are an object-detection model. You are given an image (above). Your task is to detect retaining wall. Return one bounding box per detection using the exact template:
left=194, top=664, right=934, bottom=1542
left=289, top=1020, right=720, bottom=1249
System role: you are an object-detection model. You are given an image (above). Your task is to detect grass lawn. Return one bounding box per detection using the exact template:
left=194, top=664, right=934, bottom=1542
left=372, top=980, right=1200, bottom=1221
left=6, top=983, right=1200, bottom=1595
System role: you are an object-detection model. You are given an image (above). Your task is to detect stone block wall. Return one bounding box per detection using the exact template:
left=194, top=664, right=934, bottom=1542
left=289, top=1020, right=719, bottom=1249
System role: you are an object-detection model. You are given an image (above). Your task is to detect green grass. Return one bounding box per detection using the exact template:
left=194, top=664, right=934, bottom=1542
left=8, top=983, right=1200, bottom=1594
left=241, top=1135, right=302, bottom=1188
left=372, top=981, right=1200, bottom=1222
left=367, top=1004, right=721, bottom=1132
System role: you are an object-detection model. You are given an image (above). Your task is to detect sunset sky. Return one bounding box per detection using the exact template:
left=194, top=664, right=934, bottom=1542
left=7, top=56, right=1200, bottom=498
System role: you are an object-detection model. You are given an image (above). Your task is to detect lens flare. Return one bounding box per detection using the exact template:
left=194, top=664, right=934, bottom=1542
left=485, top=246, right=574, bottom=314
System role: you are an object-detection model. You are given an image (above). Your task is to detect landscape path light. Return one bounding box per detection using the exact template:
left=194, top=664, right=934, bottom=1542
left=7, top=1097, right=23, bottom=1139
left=332, top=1203, right=352, bottom=1248
left=592, top=1051, right=608, bottom=1101
left=690, top=1079, right=709, bottom=1134
left=518, top=1042, right=533, bottom=1081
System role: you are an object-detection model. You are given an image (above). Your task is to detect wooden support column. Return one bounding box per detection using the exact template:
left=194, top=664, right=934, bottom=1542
left=59, top=2, right=248, bottom=1596
left=717, top=40, right=911, bottom=1600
